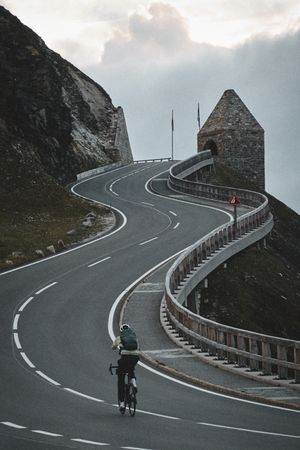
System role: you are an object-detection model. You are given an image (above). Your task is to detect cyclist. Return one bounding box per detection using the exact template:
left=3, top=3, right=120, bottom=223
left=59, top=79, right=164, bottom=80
left=112, top=324, right=139, bottom=412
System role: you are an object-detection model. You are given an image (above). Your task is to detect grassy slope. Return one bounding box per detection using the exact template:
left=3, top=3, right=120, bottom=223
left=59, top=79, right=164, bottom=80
left=0, top=131, right=112, bottom=269
left=199, top=163, right=300, bottom=340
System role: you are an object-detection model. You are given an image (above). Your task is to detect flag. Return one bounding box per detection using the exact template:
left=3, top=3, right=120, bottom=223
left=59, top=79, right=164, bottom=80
left=171, top=110, right=174, bottom=132
left=197, top=103, right=200, bottom=129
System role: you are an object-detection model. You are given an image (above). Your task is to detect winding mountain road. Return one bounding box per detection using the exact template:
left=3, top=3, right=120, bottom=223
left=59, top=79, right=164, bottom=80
left=0, top=162, right=299, bottom=450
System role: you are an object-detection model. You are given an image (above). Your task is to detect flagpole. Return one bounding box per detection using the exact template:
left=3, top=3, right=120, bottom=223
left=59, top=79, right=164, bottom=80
left=197, top=102, right=201, bottom=130
left=171, top=109, right=174, bottom=161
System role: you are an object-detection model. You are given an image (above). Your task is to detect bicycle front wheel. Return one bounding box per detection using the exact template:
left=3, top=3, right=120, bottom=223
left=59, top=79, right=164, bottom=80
left=128, top=385, right=137, bottom=416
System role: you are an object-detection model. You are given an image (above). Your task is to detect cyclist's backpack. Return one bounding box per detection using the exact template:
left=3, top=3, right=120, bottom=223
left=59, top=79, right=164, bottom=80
left=120, top=328, right=138, bottom=351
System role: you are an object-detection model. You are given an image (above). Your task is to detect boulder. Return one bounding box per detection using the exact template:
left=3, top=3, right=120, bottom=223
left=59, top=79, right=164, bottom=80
left=46, top=245, right=56, bottom=254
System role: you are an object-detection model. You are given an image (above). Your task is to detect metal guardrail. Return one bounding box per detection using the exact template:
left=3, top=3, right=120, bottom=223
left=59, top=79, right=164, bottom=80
left=134, top=158, right=172, bottom=163
left=164, top=152, right=300, bottom=383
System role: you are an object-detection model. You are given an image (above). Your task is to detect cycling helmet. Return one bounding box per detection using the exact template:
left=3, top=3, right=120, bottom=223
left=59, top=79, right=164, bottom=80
left=120, top=324, right=130, bottom=332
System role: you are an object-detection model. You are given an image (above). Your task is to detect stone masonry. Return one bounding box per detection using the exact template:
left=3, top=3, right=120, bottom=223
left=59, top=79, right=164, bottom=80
left=197, top=89, right=265, bottom=190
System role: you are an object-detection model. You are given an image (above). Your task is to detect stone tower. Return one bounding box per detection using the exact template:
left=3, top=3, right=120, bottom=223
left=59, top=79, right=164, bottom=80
left=197, top=89, right=265, bottom=189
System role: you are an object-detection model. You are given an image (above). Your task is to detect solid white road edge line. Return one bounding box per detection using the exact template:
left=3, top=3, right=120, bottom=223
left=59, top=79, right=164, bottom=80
left=107, top=259, right=300, bottom=414
left=64, top=388, right=104, bottom=403
left=198, top=422, right=300, bottom=439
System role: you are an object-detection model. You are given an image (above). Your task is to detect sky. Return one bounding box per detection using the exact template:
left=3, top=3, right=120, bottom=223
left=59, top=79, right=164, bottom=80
left=2, top=0, right=300, bottom=213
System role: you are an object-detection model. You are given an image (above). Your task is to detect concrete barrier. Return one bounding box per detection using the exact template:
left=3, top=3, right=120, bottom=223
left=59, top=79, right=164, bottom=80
left=76, top=161, right=126, bottom=180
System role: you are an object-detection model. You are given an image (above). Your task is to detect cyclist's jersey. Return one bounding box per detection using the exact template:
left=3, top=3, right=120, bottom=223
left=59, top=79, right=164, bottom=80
left=112, top=336, right=140, bottom=356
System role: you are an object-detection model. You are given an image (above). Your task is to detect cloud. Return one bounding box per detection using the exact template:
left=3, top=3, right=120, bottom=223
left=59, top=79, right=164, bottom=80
left=2, top=0, right=142, bottom=22
left=86, top=3, right=300, bottom=212
left=102, top=2, right=191, bottom=64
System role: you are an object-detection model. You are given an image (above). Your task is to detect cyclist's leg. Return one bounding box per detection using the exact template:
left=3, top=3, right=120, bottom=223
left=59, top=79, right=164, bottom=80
left=127, top=355, right=139, bottom=390
left=117, top=359, right=126, bottom=404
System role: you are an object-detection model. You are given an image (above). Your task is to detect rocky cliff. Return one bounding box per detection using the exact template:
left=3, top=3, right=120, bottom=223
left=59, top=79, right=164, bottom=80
left=0, top=6, right=133, bottom=183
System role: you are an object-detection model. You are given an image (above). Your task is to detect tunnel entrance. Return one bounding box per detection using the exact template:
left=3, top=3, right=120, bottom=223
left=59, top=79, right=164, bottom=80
left=204, top=139, right=218, bottom=156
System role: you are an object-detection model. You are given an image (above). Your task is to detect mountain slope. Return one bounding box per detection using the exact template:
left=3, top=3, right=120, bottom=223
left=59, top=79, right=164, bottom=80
left=0, top=5, right=132, bottom=182
left=0, top=6, right=132, bottom=269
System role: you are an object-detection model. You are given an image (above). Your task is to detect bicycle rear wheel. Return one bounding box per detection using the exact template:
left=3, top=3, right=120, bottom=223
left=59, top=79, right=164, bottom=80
left=128, top=384, right=137, bottom=416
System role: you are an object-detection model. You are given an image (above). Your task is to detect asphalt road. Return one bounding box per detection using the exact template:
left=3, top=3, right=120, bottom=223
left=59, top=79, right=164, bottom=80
left=0, top=162, right=299, bottom=450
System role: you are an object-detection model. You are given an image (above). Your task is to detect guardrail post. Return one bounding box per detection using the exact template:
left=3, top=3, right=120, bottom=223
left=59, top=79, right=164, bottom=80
left=237, top=335, right=247, bottom=367
left=277, top=344, right=288, bottom=379
left=294, top=347, right=300, bottom=383
left=249, top=338, right=259, bottom=370
left=262, top=340, right=272, bottom=375
left=201, top=324, right=208, bottom=352
left=226, top=332, right=236, bottom=364
left=187, top=289, right=197, bottom=314
left=217, top=330, right=226, bottom=359
left=208, top=326, right=217, bottom=356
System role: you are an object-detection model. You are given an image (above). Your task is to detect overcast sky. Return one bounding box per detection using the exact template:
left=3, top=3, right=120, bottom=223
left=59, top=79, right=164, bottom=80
left=3, top=0, right=300, bottom=213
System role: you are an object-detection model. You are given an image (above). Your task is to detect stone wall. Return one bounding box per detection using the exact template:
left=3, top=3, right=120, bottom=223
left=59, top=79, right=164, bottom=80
left=197, top=90, right=265, bottom=190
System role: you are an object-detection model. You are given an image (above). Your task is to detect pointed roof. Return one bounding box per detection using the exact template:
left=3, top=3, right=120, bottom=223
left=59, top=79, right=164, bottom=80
left=200, top=89, right=263, bottom=133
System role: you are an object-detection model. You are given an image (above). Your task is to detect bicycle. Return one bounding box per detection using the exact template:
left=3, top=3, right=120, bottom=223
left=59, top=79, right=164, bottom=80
left=109, top=363, right=137, bottom=416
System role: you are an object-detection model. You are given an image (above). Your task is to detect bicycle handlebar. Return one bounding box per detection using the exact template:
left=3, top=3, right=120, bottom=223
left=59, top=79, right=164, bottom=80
left=109, top=363, right=118, bottom=375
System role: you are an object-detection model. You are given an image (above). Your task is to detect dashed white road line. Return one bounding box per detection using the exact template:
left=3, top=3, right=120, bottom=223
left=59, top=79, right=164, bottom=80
left=199, top=422, right=300, bottom=439
left=1, top=422, right=26, bottom=429
left=173, top=222, right=180, bottom=229
left=169, top=210, right=177, bottom=216
left=122, top=447, right=155, bottom=450
left=32, top=430, right=63, bottom=437
left=35, top=282, right=58, bottom=295
left=20, top=352, right=35, bottom=368
left=71, top=438, right=110, bottom=446
left=19, top=296, right=34, bottom=312
left=141, top=202, right=154, bottom=206
left=35, top=370, right=61, bottom=386
left=88, top=256, right=111, bottom=268
left=139, top=237, right=158, bottom=246
left=13, top=332, right=22, bottom=349
left=13, top=314, right=20, bottom=331
left=0, top=421, right=158, bottom=449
